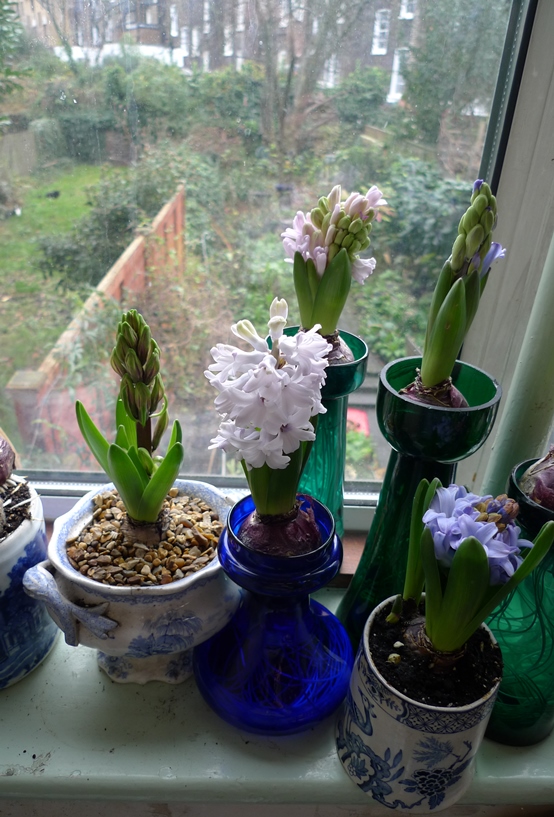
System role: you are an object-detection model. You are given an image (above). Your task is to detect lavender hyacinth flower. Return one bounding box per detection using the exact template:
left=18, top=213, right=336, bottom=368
left=423, top=485, right=533, bottom=585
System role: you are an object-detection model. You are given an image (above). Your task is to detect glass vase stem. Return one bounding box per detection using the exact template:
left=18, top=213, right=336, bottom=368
left=336, top=449, right=455, bottom=646
left=299, top=395, right=348, bottom=536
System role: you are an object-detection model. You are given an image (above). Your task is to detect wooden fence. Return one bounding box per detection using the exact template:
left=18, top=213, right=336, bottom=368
left=6, top=186, right=185, bottom=462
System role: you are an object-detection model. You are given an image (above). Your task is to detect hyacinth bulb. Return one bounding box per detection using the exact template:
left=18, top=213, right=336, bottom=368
left=520, top=448, right=554, bottom=511
left=0, top=437, right=15, bottom=486
left=238, top=503, right=322, bottom=557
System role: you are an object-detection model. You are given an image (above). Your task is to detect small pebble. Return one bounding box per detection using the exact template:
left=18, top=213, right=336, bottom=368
left=65, top=489, right=221, bottom=587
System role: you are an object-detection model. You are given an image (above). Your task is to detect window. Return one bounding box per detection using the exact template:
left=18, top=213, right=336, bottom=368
left=387, top=47, right=408, bottom=103
left=371, top=9, right=391, bottom=56
left=170, top=5, right=178, bottom=37
left=1, top=0, right=534, bottom=506
left=399, top=0, right=416, bottom=20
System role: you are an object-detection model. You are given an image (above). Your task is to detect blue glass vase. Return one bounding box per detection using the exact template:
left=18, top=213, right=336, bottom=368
left=193, top=493, right=354, bottom=735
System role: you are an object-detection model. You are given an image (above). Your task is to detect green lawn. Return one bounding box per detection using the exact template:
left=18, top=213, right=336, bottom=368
left=0, top=163, right=105, bottom=441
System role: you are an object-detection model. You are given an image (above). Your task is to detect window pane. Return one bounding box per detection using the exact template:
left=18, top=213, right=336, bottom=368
left=0, top=0, right=513, bottom=483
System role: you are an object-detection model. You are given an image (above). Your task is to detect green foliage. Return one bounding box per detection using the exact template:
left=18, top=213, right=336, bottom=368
left=345, top=428, right=375, bottom=468
left=188, top=63, right=264, bottom=148
left=384, top=158, right=469, bottom=296
left=30, top=118, right=67, bottom=161
left=227, top=232, right=298, bottom=330
left=0, top=0, right=25, bottom=98
left=402, top=0, right=510, bottom=143
left=356, top=269, right=428, bottom=361
left=331, top=64, right=389, bottom=132
left=57, top=109, right=115, bottom=163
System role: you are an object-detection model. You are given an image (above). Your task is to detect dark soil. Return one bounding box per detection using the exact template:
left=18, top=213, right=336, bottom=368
left=369, top=601, right=503, bottom=708
left=0, top=479, right=32, bottom=540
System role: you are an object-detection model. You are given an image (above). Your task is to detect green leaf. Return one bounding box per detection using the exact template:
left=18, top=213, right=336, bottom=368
left=116, top=398, right=137, bottom=449
left=420, top=527, right=443, bottom=645
left=310, top=248, right=352, bottom=335
left=107, top=444, right=146, bottom=520
left=75, top=401, right=110, bottom=475
left=403, top=477, right=442, bottom=603
left=431, top=536, right=490, bottom=653
left=457, top=520, right=554, bottom=645
left=423, top=260, right=453, bottom=356
left=420, top=278, right=467, bottom=387
left=293, top=252, right=314, bottom=329
left=114, top=424, right=130, bottom=450
left=137, top=442, right=185, bottom=522
left=463, top=268, right=481, bottom=335
left=167, top=418, right=183, bottom=449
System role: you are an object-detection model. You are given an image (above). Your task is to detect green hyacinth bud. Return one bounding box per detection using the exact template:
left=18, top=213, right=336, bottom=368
left=335, top=228, right=347, bottom=244
left=341, top=233, right=355, bottom=250
left=349, top=239, right=362, bottom=255
left=149, top=373, right=165, bottom=412
left=465, top=224, right=485, bottom=257
left=480, top=208, right=494, bottom=235
left=151, top=406, right=169, bottom=452
left=120, top=374, right=137, bottom=421
left=124, top=349, right=143, bottom=383
left=321, top=211, right=331, bottom=235
left=110, top=347, right=126, bottom=378
left=318, top=196, right=330, bottom=213
left=328, top=243, right=340, bottom=262
left=472, top=194, right=489, bottom=217
left=450, top=234, right=467, bottom=272
left=311, top=207, right=324, bottom=229
left=359, top=237, right=371, bottom=251
left=121, top=320, right=138, bottom=348
left=137, top=324, right=152, bottom=363
left=142, top=345, right=160, bottom=384
left=337, top=215, right=351, bottom=230
left=348, top=218, right=364, bottom=234
left=462, top=206, right=480, bottom=234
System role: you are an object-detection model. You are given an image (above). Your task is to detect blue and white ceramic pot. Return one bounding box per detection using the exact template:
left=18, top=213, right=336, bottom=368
left=0, top=479, right=59, bottom=688
left=336, top=596, right=500, bottom=813
left=23, top=480, right=242, bottom=685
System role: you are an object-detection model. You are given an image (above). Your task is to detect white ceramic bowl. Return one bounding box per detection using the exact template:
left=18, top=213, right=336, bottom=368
left=23, top=480, right=242, bottom=684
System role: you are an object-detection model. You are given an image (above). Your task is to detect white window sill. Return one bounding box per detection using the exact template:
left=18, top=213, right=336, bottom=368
left=1, top=587, right=553, bottom=809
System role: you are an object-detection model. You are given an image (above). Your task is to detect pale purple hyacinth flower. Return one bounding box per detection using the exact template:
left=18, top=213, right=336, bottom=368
left=480, top=242, right=506, bottom=279
left=423, top=484, right=533, bottom=585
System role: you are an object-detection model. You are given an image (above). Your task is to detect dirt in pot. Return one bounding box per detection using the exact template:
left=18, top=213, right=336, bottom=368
left=369, top=601, right=503, bottom=708
left=0, top=479, right=32, bottom=540
left=66, top=488, right=222, bottom=587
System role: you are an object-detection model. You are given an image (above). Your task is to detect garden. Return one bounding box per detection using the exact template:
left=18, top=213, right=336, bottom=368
left=0, top=11, right=504, bottom=479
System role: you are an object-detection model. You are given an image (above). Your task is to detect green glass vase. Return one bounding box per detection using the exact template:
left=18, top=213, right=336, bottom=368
left=486, top=459, right=554, bottom=746
left=336, top=356, right=502, bottom=649
left=298, top=330, right=368, bottom=538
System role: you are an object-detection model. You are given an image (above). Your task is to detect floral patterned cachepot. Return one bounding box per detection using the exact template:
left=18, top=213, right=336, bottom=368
left=336, top=597, right=500, bottom=813
left=0, top=480, right=59, bottom=688
left=23, top=480, right=241, bottom=684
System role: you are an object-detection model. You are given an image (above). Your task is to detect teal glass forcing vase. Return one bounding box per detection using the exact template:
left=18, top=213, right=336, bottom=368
left=299, top=330, right=368, bottom=537
left=486, top=459, right=554, bottom=746
left=336, top=356, right=502, bottom=649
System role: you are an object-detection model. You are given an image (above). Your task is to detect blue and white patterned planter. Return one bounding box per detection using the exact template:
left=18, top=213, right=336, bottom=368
left=336, top=597, right=500, bottom=813
left=23, top=480, right=242, bottom=685
left=0, top=480, right=58, bottom=689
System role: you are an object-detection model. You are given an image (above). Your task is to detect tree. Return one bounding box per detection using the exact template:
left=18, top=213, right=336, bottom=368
left=402, top=0, right=511, bottom=143
left=0, top=0, right=25, bottom=98
left=251, top=0, right=372, bottom=163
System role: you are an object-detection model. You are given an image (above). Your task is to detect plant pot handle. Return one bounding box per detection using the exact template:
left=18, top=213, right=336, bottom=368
left=23, top=561, right=118, bottom=647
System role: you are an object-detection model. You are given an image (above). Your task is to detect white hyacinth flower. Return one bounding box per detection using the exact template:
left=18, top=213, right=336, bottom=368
left=206, top=302, right=331, bottom=471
